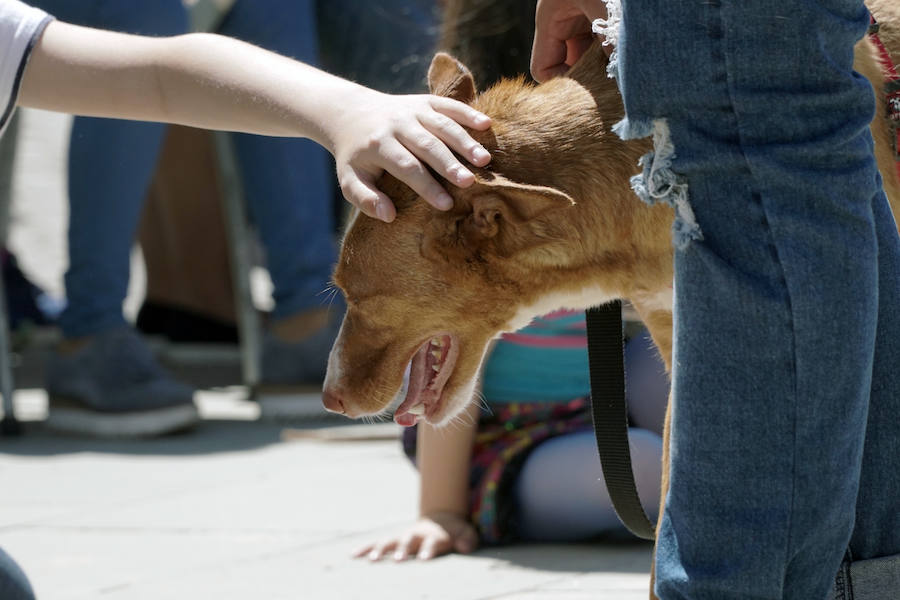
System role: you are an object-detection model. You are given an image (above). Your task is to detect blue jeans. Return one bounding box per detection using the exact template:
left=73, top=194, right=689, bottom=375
left=610, top=0, right=900, bottom=598
left=316, top=0, right=439, bottom=93
left=31, top=0, right=336, bottom=337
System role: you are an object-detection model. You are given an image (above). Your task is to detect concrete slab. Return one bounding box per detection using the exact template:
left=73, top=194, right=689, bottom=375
left=1, top=392, right=653, bottom=600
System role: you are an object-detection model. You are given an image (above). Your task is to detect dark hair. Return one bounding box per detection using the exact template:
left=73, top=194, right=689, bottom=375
left=439, top=0, right=538, bottom=89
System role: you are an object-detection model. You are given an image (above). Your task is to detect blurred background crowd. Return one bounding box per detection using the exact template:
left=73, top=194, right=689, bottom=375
left=1, top=0, right=554, bottom=438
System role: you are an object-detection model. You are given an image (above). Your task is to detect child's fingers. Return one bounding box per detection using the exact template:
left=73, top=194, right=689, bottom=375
left=417, top=111, right=491, bottom=173
left=417, top=536, right=448, bottom=561
left=396, top=125, right=476, bottom=189
left=393, top=533, right=423, bottom=562
left=351, top=543, right=375, bottom=559
left=428, top=96, right=492, bottom=131
left=339, top=168, right=396, bottom=222
left=365, top=538, right=399, bottom=562
left=378, top=138, right=454, bottom=211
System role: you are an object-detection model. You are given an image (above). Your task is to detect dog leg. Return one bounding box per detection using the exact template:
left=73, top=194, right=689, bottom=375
left=627, top=300, right=673, bottom=600
left=647, top=399, right=671, bottom=600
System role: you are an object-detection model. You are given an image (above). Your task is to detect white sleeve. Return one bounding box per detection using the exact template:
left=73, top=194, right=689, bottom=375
left=0, top=0, right=53, bottom=136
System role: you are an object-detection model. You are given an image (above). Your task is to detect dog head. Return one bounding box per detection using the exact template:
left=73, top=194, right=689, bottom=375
left=323, top=47, right=655, bottom=426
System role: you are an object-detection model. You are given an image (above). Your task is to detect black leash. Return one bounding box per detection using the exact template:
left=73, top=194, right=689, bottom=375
left=585, top=301, right=656, bottom=540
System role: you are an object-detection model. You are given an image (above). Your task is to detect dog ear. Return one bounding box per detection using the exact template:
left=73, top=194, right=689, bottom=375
left=460, top=175, right=575, bottom=256
left=428, top=53, right=477, bottom=103
left=467, top=173, right=575, bottom=239
left=421, top=174, right=574, bottom=264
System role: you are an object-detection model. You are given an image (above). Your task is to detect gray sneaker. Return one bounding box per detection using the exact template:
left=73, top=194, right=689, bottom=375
left=45, top=327, right=198, bottom=437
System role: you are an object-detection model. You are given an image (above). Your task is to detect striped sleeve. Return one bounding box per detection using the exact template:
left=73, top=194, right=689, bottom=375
left=0, top=0, right=53, bottom=136
left=482, top=310, right=591, bottom=404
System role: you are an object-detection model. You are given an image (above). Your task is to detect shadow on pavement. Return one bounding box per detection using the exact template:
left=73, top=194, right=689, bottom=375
left=472, top=539, right=654, bottom=574
left=0, top=417, right=363, bottom=457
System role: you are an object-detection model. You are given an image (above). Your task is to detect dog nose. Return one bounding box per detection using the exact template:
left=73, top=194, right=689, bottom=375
left=322, top=389, right=347, bottom=416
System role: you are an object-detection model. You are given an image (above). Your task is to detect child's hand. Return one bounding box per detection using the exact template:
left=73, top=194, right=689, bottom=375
left=329, top=90, right=492, bottom=223
left=352, top=512, right=479, bottom=561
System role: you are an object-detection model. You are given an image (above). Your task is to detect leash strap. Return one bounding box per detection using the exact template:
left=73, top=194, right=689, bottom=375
left=585, top=301, right=656, bottom=540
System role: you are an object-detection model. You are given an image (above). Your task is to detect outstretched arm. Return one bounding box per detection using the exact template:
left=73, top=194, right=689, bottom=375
left=18, top=20, right=492, bottom=221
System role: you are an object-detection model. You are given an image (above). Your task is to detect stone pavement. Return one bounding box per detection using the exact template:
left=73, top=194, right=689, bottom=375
left=0, top=108, right=653, bottom=599
left=1, top=392, right=653, bottom=600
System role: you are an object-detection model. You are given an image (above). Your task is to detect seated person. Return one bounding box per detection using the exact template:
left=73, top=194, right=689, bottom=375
left=356, top=310, right=668, bottom=560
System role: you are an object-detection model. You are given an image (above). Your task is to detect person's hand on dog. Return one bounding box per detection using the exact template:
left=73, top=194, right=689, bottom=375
left=328, top=90, right=492, bottom=223
left=531, top=0, right=609, bottom=82
left=352, top=512, right=479, bottom=561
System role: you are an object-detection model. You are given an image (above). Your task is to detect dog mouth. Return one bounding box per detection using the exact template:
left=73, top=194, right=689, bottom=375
left=393, top=333, right=458, bottom=427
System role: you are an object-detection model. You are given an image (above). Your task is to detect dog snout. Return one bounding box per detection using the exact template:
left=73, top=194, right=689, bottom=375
left=322, top=388, right=352, bottom=417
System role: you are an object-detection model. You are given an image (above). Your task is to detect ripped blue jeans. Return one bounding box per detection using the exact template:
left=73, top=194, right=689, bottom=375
left=604, top=1, right=900, bottom=598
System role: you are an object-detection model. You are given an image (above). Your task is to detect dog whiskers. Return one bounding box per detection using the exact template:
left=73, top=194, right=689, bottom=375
left=316, top=282, right=343, bottom=310
left=316, top=282, right=336, bottom=298
left=472, top=390, right=491, bottom=416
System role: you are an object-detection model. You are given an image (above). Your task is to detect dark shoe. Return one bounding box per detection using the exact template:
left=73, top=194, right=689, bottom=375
left=0, top=547, right=34, bottom=600
left=136, top=301, right=239, bottom=344
left=44, top=327, right=198, bottom=437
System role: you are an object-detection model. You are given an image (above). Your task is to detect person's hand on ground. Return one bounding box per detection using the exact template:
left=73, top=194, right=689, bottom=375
left=352, top=512, right=479, bottom=561
left=329, top=90, right=492, bottom=222
left=531, top=0, right=609, bottom=82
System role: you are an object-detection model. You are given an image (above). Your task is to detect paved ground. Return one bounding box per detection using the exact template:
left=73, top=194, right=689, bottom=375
left=0, top=109, right=654, bottom=599
left=2, top=394, right=653, bottom=600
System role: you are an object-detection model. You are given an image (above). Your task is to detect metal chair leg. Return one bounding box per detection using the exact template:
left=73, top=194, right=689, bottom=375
left=212, top=131, right=261, bottom=394
left=185, top=0, right=235, bottom=33
left=0, top=273, right=21, bottom=436
left=187, top=0, right=262, bottom=395
left=0, top=112, right=20, bottom=435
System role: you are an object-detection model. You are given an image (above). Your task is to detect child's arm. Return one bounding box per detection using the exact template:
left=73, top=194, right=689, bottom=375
left=18, top=20, right=491, bottom=222
left=354, top=401, right=481, bottom=561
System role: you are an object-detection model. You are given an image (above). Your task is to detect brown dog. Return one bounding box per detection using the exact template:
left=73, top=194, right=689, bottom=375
left=323, top=19, right=900, bottom=600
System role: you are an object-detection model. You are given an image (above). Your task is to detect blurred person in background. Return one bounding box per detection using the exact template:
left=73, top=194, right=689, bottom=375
left=19, top=0, right=474, bottom=437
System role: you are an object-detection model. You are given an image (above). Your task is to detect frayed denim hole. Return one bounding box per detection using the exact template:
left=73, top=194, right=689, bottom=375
left=592, top=0, right=622, bottom=78
left=613, top=116, right=653, bottom=141
left=630, top=119, right=703, bottom=250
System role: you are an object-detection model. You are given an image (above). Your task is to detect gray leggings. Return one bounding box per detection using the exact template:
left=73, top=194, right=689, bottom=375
left=513, top=328, right=668, bottom=541
left=513, top=428, right=663, bottom=541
